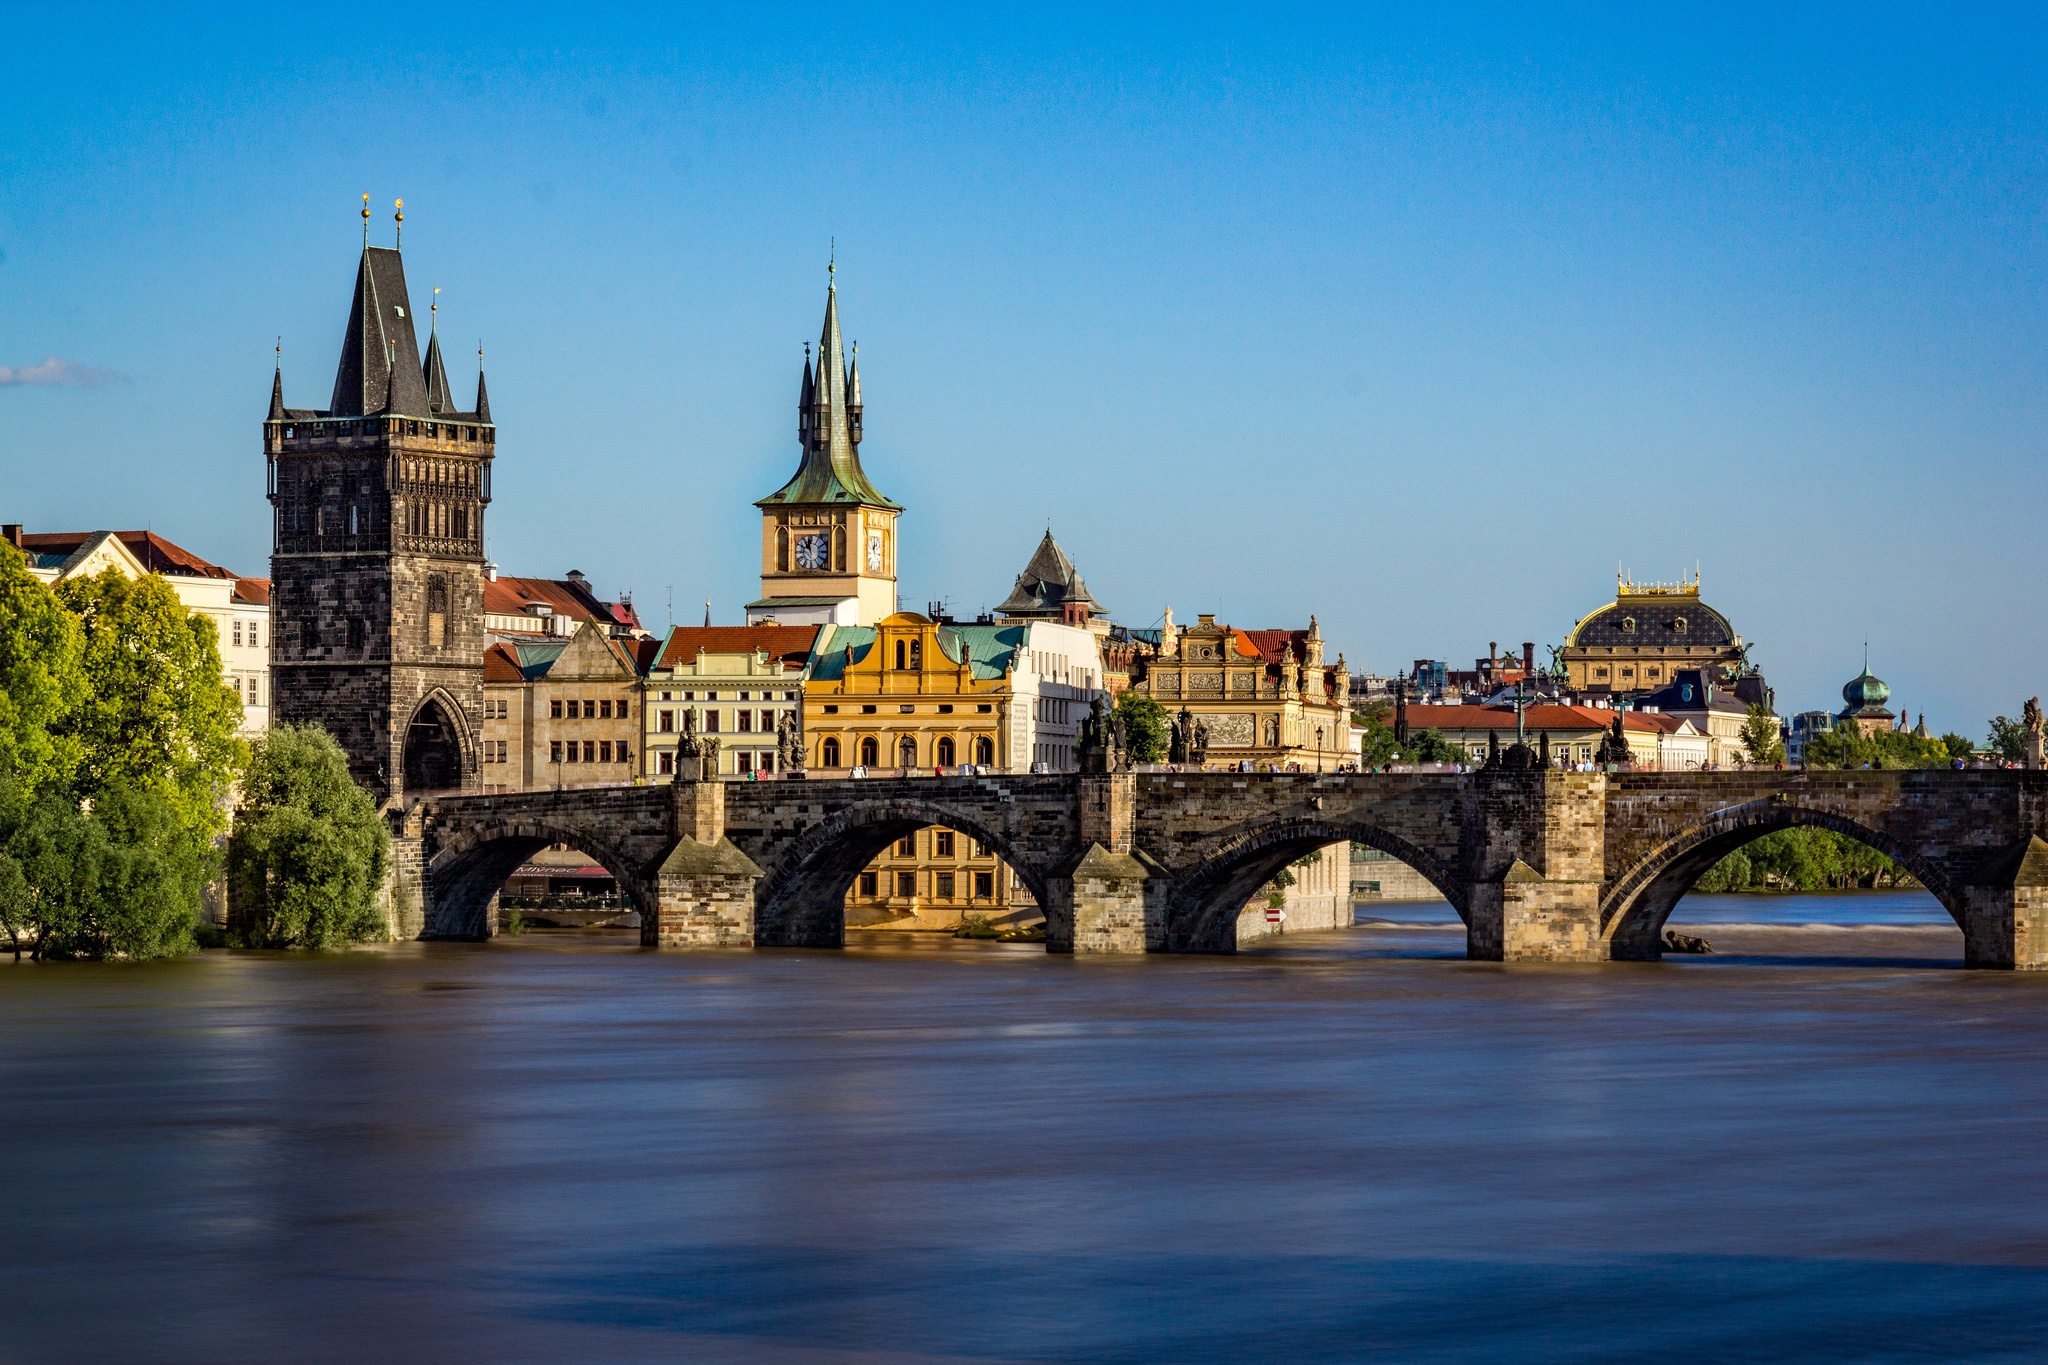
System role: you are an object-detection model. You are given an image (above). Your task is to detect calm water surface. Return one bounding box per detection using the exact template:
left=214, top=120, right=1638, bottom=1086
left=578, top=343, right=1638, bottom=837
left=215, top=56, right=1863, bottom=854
left=5, top=896, right=2047, bottom=1363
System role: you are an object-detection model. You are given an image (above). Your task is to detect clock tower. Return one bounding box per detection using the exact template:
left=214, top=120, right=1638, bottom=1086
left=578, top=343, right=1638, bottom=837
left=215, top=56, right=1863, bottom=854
left=747, top=267, right=901, bottom=627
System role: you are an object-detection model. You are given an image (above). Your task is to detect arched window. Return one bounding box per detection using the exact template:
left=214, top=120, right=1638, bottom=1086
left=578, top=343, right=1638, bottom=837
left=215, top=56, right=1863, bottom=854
left=895, top=639, right=907, bottom=670
left=832, top=525, right=845, bottom=572
left=936, top=737, right=956, bottom=766
left=974, top=736, right=994, bottom=766
left=898, top=736, right=917, bottom=767
left=859, top=737, right=879, bottom=767
left=821, top=736, right=841, bottom=767
left=777, top=526, right=788, bottom=572
left=426, top=578, right=450, bottom=649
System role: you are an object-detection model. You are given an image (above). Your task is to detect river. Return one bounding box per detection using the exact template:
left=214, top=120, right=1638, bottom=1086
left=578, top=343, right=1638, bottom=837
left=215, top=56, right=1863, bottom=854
left=4, top=892, right=2046, bottom=1362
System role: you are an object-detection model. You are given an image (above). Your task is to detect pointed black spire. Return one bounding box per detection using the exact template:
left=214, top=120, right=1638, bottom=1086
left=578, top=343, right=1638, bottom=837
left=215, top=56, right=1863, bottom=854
left=268, top=363, right=286, bottom=421
left=328, top=246, right=430, bottom=417
left=422, top=331, right=453, bottom=414
left=474, top=362, right=492, bottom=424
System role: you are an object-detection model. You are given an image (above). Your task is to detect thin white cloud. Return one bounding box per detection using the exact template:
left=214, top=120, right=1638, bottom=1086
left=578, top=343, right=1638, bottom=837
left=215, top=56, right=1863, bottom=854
left=0, top=357, right=126, bottom=387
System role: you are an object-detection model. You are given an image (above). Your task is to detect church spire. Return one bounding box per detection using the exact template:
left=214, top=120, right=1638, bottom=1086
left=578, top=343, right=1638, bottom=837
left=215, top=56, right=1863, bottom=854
left=268, top=345, right=286, bottom=421
left=328, top=243, right=429, bottom=417
left=474, top=353, right=492, bottom=424
left=756, top=265, right=898, bottom=511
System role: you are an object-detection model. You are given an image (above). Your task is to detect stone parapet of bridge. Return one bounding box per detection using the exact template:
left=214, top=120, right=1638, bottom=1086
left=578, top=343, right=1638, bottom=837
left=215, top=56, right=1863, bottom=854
left=397, top=768, right=2048, bottom=969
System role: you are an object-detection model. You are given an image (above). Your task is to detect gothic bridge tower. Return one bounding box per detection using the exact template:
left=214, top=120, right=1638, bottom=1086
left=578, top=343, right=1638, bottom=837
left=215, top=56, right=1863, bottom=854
left=748, top=264, right=902, bottom=627
left=265, top=210, right=494, bottom=801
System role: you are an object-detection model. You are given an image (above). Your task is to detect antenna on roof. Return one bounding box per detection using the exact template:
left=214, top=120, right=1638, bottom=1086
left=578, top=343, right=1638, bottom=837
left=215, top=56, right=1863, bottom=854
left=361, top=193, right=370, bottom=248
left=394, top=198, right=404, bottom=249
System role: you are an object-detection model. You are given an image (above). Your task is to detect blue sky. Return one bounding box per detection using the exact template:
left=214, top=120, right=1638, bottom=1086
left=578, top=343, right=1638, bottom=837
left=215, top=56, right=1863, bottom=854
left=5, top=6, right=2044, bottom=734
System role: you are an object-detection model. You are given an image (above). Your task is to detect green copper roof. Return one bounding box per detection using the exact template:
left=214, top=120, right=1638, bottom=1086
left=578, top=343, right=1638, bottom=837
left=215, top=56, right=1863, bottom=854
left=756, top=280, right=901, bottom=511
left=809, top=622, right=1024, bottom=682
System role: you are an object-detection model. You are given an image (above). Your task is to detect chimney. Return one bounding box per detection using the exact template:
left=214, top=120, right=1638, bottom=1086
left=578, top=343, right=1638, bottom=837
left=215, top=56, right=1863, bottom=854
left=1489, top=641, right=1497, bottom=665
left=1, top=523, right=21, bottom=550
left=484, top=562, right=499, bottom=582
left=566, top=569, right=588, bottom=586
left=1522, top=642, right=1534, bottom=675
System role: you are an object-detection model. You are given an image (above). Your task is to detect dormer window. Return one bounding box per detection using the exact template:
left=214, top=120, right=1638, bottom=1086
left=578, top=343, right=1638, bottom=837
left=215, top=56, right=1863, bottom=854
left=1621, top=616, right=1637, bottom=633
left=1673, top=617, right=1688, bottom=634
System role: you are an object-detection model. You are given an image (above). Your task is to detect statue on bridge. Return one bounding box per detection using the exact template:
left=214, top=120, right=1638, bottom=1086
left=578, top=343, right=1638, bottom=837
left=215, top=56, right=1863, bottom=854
left=1169, top=706, right=1209, bottom=767
left=1077, top=695, right=1131, bottom=774
left=677, top=708, right=720, bottom=781
left=776, top=708, right=804, bottom=774
left=1595, top=711, right=1631, bottom=767
left=2025, top=697, right=2043, bottom=770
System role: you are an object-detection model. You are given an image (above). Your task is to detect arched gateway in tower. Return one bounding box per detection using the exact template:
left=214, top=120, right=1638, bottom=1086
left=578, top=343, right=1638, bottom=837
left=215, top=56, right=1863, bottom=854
left=264, top=223, right=494, bottom=802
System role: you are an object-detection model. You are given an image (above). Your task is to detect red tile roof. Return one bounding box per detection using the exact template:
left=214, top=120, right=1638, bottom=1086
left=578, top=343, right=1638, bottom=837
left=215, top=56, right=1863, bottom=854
left=21, top=530, right=238, bottom=579
left=232, top=577, right=270, bottom=606
left=483, top=643, right=527, bottom=683
left=1400, top=704, right=1670, bottom=733
left=653, top=625, right=820, bottom=671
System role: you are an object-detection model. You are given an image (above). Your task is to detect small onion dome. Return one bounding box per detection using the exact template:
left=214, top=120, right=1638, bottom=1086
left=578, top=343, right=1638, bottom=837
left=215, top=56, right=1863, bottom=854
left=1842, top=667, right=1890, bottom=710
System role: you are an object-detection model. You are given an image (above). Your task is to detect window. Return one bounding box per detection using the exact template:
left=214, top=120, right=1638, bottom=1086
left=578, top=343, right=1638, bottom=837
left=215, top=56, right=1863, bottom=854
left=759, top=753, right=773, bottom=774
left=599, top=740, right=613, bottom=763
left=600, top=700, right=612, bottom=719
left=936, top=872, right=956, bottom=899
left=977, top=704, right=992, bottom=713
left=895, top=871, right=917, bottom=898
left=737, top=752, right=753, bottom=774
left=898, top=736, right=917, bottom=767
left=583, top=700, right=597, bottom=719
left=974, top=871, right=994, bottom=899
left=231, top=677, right=242, bottom=700
left=861, top=704, right=877, bottom=714
left=1621, top=616, right=1637, bottom=634
left=1595, top=668, right=1609, bottom=680
left=427, top=578, right=449, bottom=648
left=551, top=700, right=564, bottom=719
left=737, top=710, right=753, bottom=733
left=761, top=710, right=775, bottom=730
left=936, top=737, right=955, bottom=766
left=785, top=691, right=798, bottom=701
left=739, top=691, right=750, bottom=702
left=896, top=640, right=907, bottom=670
left=583, top=740, right=596, bottom=763
left=935, top=831, right=954, bottom=857
left=821, top=737, right=841, bottom=766
left=1673, top=617, right=1689, bottom=634
left=618, top=701, right=629, bottom=719
left=660, top=710, right=674, bottom=733
left=972, top=839, right=989, bottom=858
left=859, top=737, right=879, bottom=766
left=550, top=740, right=563, bottom=763
left=896, top=834, right=917, bottom=856
left=938, top=704, right=953, bottom=714
left=974, top=736, right=994, bottom=765
left=660, top=691, right=673, bottom=701
left=900, top=704, right=914, bottom=714
left=824, top=704, right=839, bottom=714
left=658, top=750, right=674, bottom=775
left=250, top=622, right=259, bottom=649
left=233, top=621, right=243, bottom=647
left=706, top=710, right=721, bottom=733
left=859, top=872, right=878, bottom=897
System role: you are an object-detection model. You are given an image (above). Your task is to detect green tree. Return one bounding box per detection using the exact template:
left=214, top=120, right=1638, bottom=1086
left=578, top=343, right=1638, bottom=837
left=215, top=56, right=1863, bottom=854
left=1352, top=702, right=1463, bottom=767
left=1802, top=721, right=1954, bottom=771
left=0, top=543, right=85, bottom=798
left=1987, top=716, right=2027, bottom=764
left=228, top=725, right=390, bottom=948
left=1407, top=729, right=1463, bottom=764
left=56, top=567, right=244, bottom=839
left=1739, top=703, right=1785, bottom=767
left=1115, top=693, right=1171, bottom=764
left=0, top=774, right=209, bottom=960
left=1940, top=733, right=1976, bottom=764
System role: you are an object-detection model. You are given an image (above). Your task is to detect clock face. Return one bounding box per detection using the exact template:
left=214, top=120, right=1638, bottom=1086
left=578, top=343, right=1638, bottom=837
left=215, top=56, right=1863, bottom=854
left=866, top=534, right=884, bottom=571
left=794, top=534, right=828, bottom=570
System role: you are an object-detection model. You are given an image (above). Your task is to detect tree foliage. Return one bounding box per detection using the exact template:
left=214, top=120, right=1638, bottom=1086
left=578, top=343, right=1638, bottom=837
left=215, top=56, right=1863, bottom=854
left=56, top=568, right=244, bottom=837
left=1801, top=722, right=1957, bottom=771
left=0, top=543, right=85, bottom=797
left=1114, top=693, right=1171, bottom=764
left=1354, top=702, right=1464, bottom=767
left=1739, top=703, right=1785, bottom=767
left=228, top=725, right=390, bottom=948
left=1987, top=716, right=2028, bottom=764
left=0, top=773, right=211, bottom=959
left=1691, top=826, right=1913, bottom=893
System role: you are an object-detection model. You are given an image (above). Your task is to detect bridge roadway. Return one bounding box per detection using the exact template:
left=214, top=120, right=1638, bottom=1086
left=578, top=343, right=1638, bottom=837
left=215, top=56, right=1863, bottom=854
left=397, top=768, right=2048, bottom=967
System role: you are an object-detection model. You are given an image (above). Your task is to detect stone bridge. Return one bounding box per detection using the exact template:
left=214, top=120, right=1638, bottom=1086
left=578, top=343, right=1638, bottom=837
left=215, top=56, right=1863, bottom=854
left=399, top=769, right=2048, bottom=968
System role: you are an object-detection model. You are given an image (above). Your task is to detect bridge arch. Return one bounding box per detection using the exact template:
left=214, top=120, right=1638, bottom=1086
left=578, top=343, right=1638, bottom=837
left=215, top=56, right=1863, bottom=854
left=1601, top=798, right=1964, bottom=958
left=426, top=819, right=654, bottom=940
left=753, top=797, right=1054, bottom=948
left=1168, top=818, right=1466, bottom=953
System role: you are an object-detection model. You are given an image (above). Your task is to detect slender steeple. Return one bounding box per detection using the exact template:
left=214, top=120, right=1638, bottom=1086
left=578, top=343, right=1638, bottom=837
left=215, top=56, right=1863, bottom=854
left=847, top=343, right=863, bottom=446
left=268, top=355, right=286, bottom=421
left=422, top=288, right=453, bottom=414
left=758, top=266, right=898, bottom=509
left=328, top=246, right=430, bottom=417
left=474, top=357, right=492, bottom=424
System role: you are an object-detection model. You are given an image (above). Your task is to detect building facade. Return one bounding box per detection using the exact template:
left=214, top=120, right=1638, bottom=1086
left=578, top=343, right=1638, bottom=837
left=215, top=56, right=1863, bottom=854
left=1128, top=612, right=1354, bottom=771
left=12, top=526, right=273, bottom=737
left=480, top=620, right=647, bottom=791
left=265, top=233, right=495, bottom=800
left=748, top=270, right=901, bottom=628
left=640, top=626, right=815, bottom=779
left=1559, top=573, right=1749, bottom=697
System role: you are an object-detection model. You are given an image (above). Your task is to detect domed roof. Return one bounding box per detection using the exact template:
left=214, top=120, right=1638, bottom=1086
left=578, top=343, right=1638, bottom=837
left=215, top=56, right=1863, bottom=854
left=1566, top=593, right=1735, bottom=649
left=1840, top=648, right=1891, bottom=713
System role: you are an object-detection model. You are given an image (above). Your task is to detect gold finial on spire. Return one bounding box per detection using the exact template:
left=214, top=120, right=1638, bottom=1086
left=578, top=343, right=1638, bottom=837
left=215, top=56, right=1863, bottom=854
left=829, top=237, right=836, bottom=289
left=275, top=336, right=282, bottom=369
left=431, top=287, right=439, bottom=333
left=394, top=198, right=404, bottom=248
left=361, top=192, right=370, bottom=246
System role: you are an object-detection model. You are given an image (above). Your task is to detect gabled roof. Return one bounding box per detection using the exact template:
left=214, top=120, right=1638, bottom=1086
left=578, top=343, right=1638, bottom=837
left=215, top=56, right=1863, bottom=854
left=484, top=640, right=568, bottom=682
left=651, top=625, right=821, bottom=672
left=20, top=530, right=238, bottom=579
left=995, top=529, right=1106, bottom=618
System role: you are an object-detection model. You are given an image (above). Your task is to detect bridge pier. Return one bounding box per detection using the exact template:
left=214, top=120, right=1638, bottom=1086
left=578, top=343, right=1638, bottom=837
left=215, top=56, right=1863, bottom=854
left=1959, top=837, right=2048, bottom=970
left=648, top=776, right=763, bottom=948
left=1462, top=772, right=1611, bottom=963
left=1043, top=773, right=1168, bottom=954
